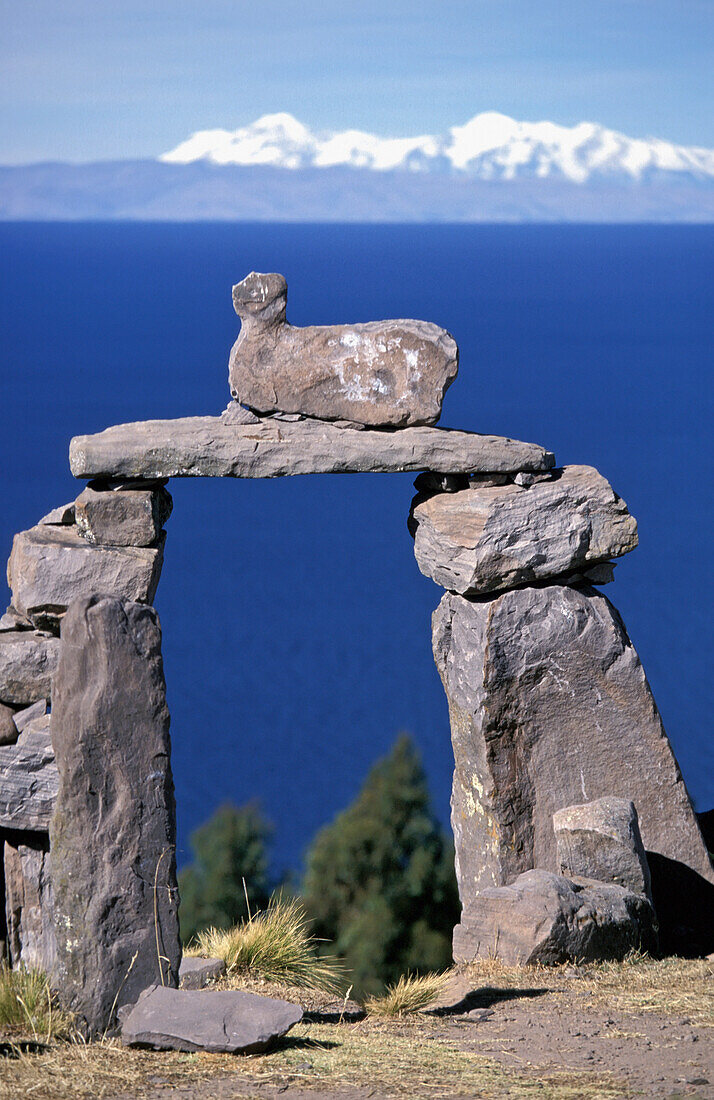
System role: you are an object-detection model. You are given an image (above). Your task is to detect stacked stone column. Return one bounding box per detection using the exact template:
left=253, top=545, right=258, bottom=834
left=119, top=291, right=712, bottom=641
left=0, top=480, right=177, bottom=1022
left=409, top=465, right=714, bottom=958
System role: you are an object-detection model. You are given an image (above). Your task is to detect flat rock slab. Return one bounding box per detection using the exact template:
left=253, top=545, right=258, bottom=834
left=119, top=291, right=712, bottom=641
left=229, top=271, right=458, bottom=427
left=179, top=956, right=226, bottom=989
left=7, top=524, right=164, bottom=629
left=554, top=797, right=652, bottom=901
left=411, top=465, right=638, bottom=595
left=432, top=584, right=714, bottom=952
left=0, top=630, right=59, bottom=706
left=453, top=869, right=657, bottom=966
left=121, top=984, right=303, bottom=1053
left=0, top=728, right=58, bottom=830
left=69, top=416, right=555, bottom=481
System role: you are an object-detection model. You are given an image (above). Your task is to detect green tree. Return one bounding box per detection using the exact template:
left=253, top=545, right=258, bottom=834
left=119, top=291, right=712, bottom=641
left=179, top=801, right=272, bottom=944
left=302, top=734, right=460, bottom=996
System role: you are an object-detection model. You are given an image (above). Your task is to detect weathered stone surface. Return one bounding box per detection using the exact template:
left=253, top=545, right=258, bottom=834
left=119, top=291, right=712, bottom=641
left=0, top=606, right=33, bottom=632
left=0, top=703, right=17, bottom=745
left=179, top=956, right=226, bottom=989
left=554, top=798, right=652, bottom=901
left=0, top=630, right=59, bottom=705
left=411, top=466, right=638, bottom=595
left=121, top=985, right=303, bottom=1053
left=69, top=416, right=555, bottom=481
left=7, top=524, right=164, bottom=629
left=4, top=834, right=56, bottom=971
left=220, top=400, right=260, bottom=424
left=75, top=485, right=172, bottom=547
left=50, top=596, right=180, bottom=1035
left=0, top=729, right=58, bottom=830
left=452, top=870, right=658, bottom=966
left=433, top=584, right=714, bottom=949
left=229, top=271, right=458, bottom=427
left=39, top=503, right=75, bottom=526
left=12, top=699, right=47, bottom=734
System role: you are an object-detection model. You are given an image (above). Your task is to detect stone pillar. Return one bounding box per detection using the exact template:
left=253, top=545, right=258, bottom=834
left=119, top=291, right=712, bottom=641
left=433, top=584, right=714, bottom=954
left=49, top=596, right=180, bottom=1035
left=4, top=831, right=55, bottom=971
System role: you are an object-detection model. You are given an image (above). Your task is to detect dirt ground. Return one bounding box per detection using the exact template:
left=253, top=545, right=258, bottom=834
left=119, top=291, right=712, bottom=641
left=2, top=956, right=712, bottom=1100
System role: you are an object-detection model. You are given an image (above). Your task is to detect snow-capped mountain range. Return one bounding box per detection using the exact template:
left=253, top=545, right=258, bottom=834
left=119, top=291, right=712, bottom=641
left=161, top=111, right=714, bottom=185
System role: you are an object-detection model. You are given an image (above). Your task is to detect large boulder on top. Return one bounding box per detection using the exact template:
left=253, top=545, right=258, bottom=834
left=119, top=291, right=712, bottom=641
left=553, top=797, right=652, bottom=901
left=433, top=583, right=714, bottom=952
left=228, top=271, right=458, bottom=427
left=411, top=465, right=638, bottom=595
left=49, top=596, right=180, bottom=1035
left=453, top=869, right=658, bottom=966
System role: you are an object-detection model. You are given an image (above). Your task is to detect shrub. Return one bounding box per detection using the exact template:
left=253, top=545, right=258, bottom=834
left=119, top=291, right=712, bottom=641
left=364, top=971, right=449, bottom=1017
left=0, top=966, right=72, bottom=1041
left=186, top=894, right=345, bottom=995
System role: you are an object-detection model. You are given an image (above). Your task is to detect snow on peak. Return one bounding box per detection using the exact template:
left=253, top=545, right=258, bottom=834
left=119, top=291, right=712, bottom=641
left=160, top=112, right=714, bottom=184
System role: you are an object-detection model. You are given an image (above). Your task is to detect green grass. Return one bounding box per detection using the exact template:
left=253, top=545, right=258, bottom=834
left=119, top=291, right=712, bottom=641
left=185, top=894, right=346, bottom=995
left=365, top=971, right=449, bottom=1017
left=0, top=966, right=72, bottom=1042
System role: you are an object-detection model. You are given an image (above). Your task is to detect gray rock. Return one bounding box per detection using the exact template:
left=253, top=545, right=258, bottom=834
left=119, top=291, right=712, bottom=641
left=50, top=596, right=180, bottom=1035
left=452, top=869, right=658, bottom=966
left=0, top=702, right=17, bottom=745
left=121, top=984, right=303, bottom=1053
left=74, top=485, right=172, bottom=547
left=39, top=503, right=75, bottom=526
left=12, top=699, right=48, bottom=734
left=553, top=798, right=652, bottom=901
left=220, top=400, right=260, bottom=424
left=411, top=465, right=638, bottom=595
left=513, top=470, right=554, bottom=487
left=0, top=606, right=33, bottom=632
left=7, top=524, right=164, bottom=630
left=0, top=630, right=59, bottom=705
left=179, top=956, right=226, bottom=989
left=69, top=415, right=555, bottom=481
left=432, top=584, right=714, bottom=945
left=4, top=835, right=56, bottom=972
left=229, top=271, right=458, bottom=427
left=0, top=729, right=58, bottom=830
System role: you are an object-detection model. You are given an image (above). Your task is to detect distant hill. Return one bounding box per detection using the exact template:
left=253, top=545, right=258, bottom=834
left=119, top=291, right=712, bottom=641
left=2, top=111, right=713, bottom=222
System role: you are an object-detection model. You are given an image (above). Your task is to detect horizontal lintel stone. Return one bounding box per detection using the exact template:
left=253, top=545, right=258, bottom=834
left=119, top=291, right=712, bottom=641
left=69, top=416, right=555, bottom=481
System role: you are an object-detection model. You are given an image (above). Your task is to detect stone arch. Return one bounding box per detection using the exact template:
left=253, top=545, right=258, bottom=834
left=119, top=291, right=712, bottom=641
left=1, top=278, right=712, bottom=1034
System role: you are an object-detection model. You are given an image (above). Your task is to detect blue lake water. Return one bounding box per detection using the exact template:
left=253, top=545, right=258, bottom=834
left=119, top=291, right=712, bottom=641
left=1, top=222, right=712, bottom=875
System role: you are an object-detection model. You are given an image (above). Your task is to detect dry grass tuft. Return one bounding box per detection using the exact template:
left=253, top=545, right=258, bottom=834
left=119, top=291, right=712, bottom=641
left=0, top=966, right=72, bottom=1043
left=365, top=971, right=450, bottom=1017
left=186, top=894, right=346, bottom=995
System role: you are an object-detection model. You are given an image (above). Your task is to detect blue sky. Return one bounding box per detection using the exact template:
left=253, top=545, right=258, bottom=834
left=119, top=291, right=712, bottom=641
left=2, top=0, right=713, bottom=163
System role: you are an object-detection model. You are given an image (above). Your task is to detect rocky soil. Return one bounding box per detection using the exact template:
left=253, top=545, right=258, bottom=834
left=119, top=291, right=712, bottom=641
left=2, top=957, right=711, bottom=1100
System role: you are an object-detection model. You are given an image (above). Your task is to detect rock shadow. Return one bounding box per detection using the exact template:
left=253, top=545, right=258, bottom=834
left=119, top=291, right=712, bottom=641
left=647, top=852, right=714, bottom=956
left=431, top=985, right=549, bottom=1016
